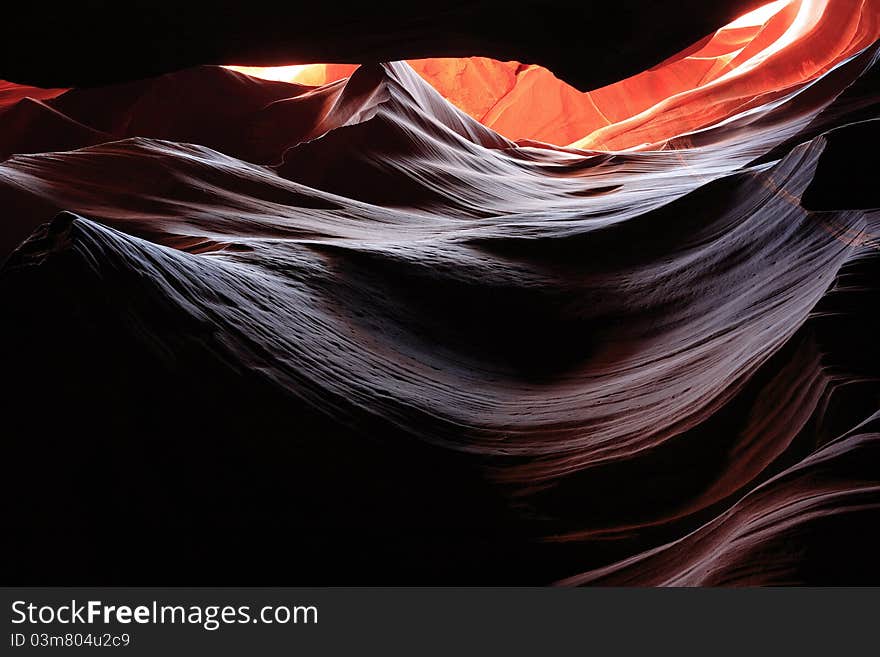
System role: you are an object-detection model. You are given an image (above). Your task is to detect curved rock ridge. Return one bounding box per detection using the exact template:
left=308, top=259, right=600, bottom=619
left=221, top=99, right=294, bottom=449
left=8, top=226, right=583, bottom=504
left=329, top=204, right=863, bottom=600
left=0, top=35, right=879, bottom=584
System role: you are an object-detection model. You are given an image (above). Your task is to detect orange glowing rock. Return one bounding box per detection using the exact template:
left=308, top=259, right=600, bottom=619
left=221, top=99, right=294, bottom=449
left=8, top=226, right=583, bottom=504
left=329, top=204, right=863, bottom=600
left=0, top=80, right=66, bottom=112
left=229, top=0, right=880, bottom=148
left=225, top=63, right=358, bottom=87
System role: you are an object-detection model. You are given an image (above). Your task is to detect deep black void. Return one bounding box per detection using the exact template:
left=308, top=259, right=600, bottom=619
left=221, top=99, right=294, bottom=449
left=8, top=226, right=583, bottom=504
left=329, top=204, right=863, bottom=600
left=1, top=1, right=773, bottom=89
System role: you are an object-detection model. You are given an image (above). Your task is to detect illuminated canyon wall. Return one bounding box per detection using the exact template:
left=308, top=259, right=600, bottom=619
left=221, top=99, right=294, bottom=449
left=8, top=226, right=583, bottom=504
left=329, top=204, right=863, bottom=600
left=229, top=0, right=880, bottom=148
left=1, top=0, right=879, bottom=586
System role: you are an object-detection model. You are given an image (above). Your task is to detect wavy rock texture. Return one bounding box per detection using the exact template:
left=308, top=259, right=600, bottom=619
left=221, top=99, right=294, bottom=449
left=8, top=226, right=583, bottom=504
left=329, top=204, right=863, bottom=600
left=1, top=38, right=879, bottom=584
